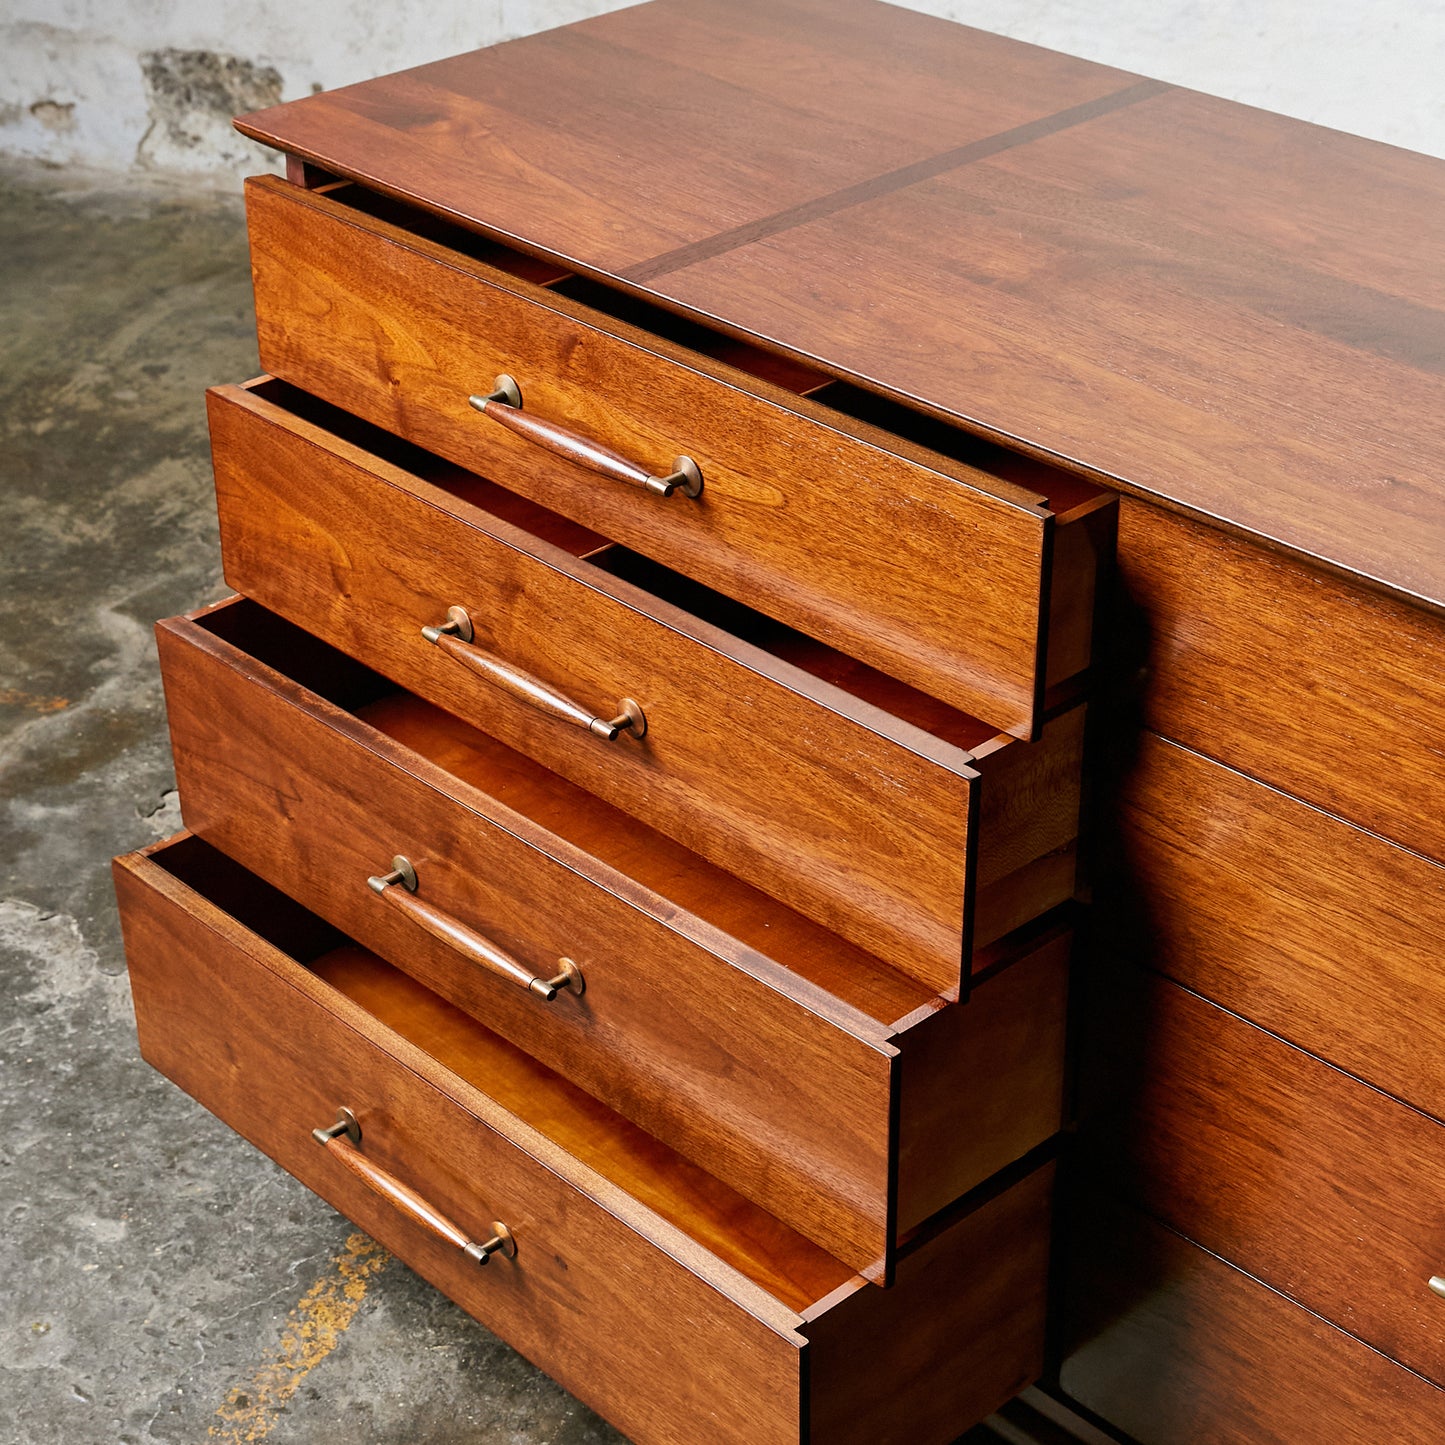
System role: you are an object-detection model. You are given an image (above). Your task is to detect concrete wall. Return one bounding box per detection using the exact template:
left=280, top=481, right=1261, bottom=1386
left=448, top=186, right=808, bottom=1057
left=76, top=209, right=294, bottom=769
left=3, top=0, right=1443, bottom=183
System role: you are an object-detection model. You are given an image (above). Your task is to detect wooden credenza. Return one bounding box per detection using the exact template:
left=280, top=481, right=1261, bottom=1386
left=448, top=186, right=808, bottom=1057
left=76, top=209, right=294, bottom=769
left=111, top=3, right=1445, bottom=1441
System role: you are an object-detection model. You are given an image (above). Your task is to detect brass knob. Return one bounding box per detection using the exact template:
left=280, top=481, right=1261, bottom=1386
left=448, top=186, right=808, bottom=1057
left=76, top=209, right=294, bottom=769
left=463, top=1222, right=518, bottom=1265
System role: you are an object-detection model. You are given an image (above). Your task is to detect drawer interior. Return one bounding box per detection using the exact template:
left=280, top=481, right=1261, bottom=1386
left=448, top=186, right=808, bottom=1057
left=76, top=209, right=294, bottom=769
left=318, top=185, right=1105, bottom=519
left=247, top=379, right=1011, bottom=761
left=194, top=598, right=937, bottom=1026
left=146, top=832, right=858, bottom=1310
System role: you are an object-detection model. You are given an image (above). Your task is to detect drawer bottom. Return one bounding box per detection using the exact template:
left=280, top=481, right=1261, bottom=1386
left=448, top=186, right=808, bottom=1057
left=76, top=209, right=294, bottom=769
left=115, top=832, right=1052, bottom=1445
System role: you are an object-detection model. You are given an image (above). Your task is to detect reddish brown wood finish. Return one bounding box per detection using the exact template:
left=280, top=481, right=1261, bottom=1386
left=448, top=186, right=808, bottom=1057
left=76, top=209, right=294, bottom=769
left=1060, top=1198, right=1445, bottom=1445
left=236, top=0, right=1445, bottom=613
left=114, top=831, right=1052, bottom=1445
left=205, top=379, right=1089, bottom=984
left=1090, top=966, right=1445, bottom=1386
left=806, top=1163, right=1053, bottom=1445
left=1115, top=499, right=1445, bottom=863
left=243, top=173, right=1103, bottom=739
left=237, top=0, right=1139, bottom=272
left=1108, top=731, right=1445, bottom=1120
left=894, top=928, right=1070, bottom=1237
left=154, top=597, right=1071, bottom=1279
left=320, top=1134, right=479, bottom=1254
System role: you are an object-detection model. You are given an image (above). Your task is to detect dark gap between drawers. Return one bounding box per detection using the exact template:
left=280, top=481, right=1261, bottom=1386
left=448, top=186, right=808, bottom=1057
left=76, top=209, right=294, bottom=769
left=144, top=833, right=858, bottom=1311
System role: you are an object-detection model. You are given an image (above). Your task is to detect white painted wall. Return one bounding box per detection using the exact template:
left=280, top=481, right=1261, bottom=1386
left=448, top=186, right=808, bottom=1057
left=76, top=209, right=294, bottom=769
left=2, top=0, right=1443, bottom=182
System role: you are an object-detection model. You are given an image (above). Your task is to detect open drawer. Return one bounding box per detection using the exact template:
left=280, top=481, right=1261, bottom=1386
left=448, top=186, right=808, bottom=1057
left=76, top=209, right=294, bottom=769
left=155, top=596, right=1070, bottom=1280
left=208, top=378, right=1086, bottom=991
left=244, top=174, right=1115, bottom=740
left=114, top=832, right=1052, bottom=1445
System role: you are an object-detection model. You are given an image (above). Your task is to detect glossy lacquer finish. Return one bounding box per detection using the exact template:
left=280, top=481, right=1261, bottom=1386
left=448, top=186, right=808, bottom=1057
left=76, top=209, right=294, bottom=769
left=116, top=831, right=1052, bottom=1445
left=102, top=1, right=1445, bottom=1439
left=206, top=379, right=1087, bottom=987
left=154, top=595, right=1071, bottom=1280
left=242, top=173, right=1114, bottom=741
left=238, top=0, right=1445, bottom=614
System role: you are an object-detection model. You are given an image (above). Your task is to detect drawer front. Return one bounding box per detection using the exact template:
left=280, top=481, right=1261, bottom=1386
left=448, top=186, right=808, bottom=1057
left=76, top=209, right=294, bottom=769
left=1117, top=498, right=1445, bottom=863
left=113, top=844, right=806, bottom=1445
left=245, top=174, right=1068, bottom=739
left=156, top=604, right=907, bottom=1277
left=208, top=381, right=978, bottom=992
left=1061, top=1197, right=1445, bottom=1445
left=1108, top=731, right=1445, bottom=1119
left=115, top=835, right=1054, bottom=1445
left=1090, top=966, right=1445, bottom=1385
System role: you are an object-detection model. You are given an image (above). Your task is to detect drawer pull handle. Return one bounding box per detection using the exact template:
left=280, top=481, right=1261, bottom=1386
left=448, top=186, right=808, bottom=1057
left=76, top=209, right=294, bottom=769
left=312, top=1108, right=517, bottom=1266
left=421, top=606, right=647, bottom=741
left=469, top=375, right=703, bottom=499
left=1430, top=1276, right=1445, bottom=1299
left=367, top=855, right=585, bottom=1001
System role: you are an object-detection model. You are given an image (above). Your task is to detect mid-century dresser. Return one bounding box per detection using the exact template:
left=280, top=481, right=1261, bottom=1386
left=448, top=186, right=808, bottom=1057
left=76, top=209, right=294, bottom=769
left=111, top=3, right=1445, bottom=1441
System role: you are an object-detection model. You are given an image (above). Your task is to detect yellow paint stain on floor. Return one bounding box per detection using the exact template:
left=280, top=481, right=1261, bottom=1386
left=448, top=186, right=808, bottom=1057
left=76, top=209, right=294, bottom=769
left=209, top=1232, right=391, bottom=1444
left=0, top=688, right=69, bottom=713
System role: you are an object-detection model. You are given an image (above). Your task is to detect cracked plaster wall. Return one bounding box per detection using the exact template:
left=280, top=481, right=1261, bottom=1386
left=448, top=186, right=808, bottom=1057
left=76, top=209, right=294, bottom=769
left=1, top=0, right=1443, bottom=183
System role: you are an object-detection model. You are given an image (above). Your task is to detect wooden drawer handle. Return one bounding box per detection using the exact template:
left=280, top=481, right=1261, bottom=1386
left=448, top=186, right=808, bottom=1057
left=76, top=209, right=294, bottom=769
left=469, top=375, right=703, bottom=498
left=1430, top=1276, right=1445, bottom=1298
left=367, top=855, right=585, bottom=1001
left=312, top=1108, right=516, bottom=1265
left=421, top=606, right=647, bottom=741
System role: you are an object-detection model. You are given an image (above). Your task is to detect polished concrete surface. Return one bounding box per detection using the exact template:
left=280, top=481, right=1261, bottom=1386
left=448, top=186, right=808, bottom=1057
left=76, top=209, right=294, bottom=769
left=0, top=160, right=1025, bottom=1445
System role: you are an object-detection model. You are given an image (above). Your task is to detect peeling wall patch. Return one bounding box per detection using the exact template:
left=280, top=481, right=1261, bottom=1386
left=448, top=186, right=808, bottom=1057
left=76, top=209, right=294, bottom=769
left=29, top=99, right=78, bottom=132
left=138, top=48, right=282, bottom=165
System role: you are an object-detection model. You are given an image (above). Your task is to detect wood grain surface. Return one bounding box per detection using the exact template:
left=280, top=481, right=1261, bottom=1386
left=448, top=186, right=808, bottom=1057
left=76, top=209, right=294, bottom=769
left=154, top=598, right=1068, bottom=1278
left=236, top=0, right=1139, bottom=273
left=115, top=835, right=812, bottom=1445
left=1106, top=731, right=1445, bottom=1121
left=894, top=926, right=1070, bottom=1236
left=1085, top=965, right=1445, bottom=1386
left=1059, top=1197, right=1445, bottom=1445
left=236, top=0, right=1445, bottom=612
left=209, top=381, right=988, bottom=988
left=805, top=1161, right=1053, bottom=1445
left=244, top=174, right=1080, bottom=739
left=209, top=379, right=1086, bottom=981
left=1114, top=499, right=1445, bottom=864
left=117, top=831, right=1054, bottom=1444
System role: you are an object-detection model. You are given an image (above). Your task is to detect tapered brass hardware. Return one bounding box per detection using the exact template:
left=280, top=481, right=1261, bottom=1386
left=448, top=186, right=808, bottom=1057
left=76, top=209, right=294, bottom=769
left=1430, top=1275, right=1445, bottom=1299
left=469, top=374, right=703, bottom=498
left=366, top=856, right=585, bottom=1000
left=312, top=1108, right=515, bottom=1265
left=311, top=1106, right=360, bottom=1146
left=421, top=606, right=646, bottom=740
left=367, top=855, right=417, bottom=894
left=463, top=1223, right=518, bottom=1265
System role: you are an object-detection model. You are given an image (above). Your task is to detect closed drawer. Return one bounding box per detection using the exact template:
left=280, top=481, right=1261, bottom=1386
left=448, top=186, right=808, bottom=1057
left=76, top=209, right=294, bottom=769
left=1086, top=964, right=1445, bottom=1386
left=1106, top=731, right=1445, bottom=1119
left=1060, top=1196, right=1445, bottom=1445
left=114, top=831, right=1051, bottom=1445
left=1116, top=498, right=1445, bottom=863
left=155, top=596, right=1071, bottom=1280
left=208, top=378, right=1085, bottom=988
left=245, top=173, right=1116, bottom=741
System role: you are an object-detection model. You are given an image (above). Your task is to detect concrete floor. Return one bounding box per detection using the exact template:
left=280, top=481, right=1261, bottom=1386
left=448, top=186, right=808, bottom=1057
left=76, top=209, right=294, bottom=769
left=0, top=160, right=1023, bottom=1445
left=0, top=159, right=621, bottom=1445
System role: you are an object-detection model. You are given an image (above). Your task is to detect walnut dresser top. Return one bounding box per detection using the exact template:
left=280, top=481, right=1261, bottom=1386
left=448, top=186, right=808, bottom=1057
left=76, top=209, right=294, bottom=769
left=238, top=0, right=1445, bottom=614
